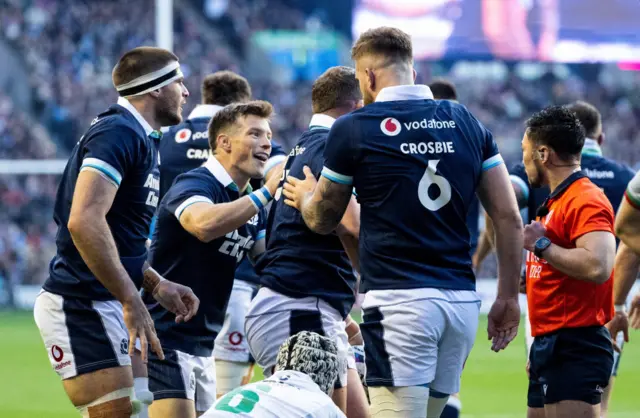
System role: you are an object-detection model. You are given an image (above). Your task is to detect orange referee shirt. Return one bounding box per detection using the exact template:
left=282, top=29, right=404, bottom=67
left=526, top=174, right=615, bottom=337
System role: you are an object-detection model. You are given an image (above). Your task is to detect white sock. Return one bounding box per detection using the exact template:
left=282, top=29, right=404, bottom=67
left=216, top=360, right=253, bottom=397
left=369, top=386, right=429, bottom=418
left=134, top=377, right=152, bottom=418
left=427, top=395, right=450, bottom=418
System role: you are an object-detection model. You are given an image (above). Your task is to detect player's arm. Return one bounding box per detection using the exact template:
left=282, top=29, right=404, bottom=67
left=336, top=195, right=361, bottom=273
left=178, top=170, right=281, bottom=243
left=476, top=164, right=523, bottom=299
left=615, top=180, right=640, bottom=255
left=613, top=243, right=640, bottom=308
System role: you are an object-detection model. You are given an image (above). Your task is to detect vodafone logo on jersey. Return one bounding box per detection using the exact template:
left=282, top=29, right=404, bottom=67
left=175, top=128, right=192, bottom=143
left=380, top=117, right=401, bottom=136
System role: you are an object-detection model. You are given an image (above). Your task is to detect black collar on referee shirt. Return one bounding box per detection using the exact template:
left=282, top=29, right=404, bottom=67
left=536, top=170, right=588, bottom=218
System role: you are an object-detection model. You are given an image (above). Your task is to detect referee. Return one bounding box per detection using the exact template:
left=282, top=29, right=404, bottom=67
left=521, top=106, right=615, bottom=418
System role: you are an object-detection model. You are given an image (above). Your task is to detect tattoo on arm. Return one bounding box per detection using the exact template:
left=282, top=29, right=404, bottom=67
left=301, top=178, right=352, bottom=235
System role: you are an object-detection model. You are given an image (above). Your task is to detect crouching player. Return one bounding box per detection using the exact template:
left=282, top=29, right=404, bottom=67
left=245, top=66, right=369, bottom=417
left=144, top=101, right=281, bottom=418
left=204, top=331, right=346, bottom=418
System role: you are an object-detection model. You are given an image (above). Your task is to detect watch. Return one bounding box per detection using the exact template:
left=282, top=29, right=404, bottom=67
left=534, top=237, right=552, bottom=259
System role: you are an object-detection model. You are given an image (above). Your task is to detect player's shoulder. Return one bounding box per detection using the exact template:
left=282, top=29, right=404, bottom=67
left=565, top=177, right=614, bottom=211
left=168, top=167, right=221, bottom=195
left=583, top=154, right=635, bottom=181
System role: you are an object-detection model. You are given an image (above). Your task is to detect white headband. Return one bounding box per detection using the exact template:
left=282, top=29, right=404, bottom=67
left=115, top=61, right=183, bottom=97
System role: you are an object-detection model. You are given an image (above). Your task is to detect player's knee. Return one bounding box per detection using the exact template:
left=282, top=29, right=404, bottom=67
left=215, top=360, right=253, bottom=397
left=427, top=389, right=450, bottom=418
left=369, top=386, right=429, bottom=418
left=77, top=387, right=140, bottom=418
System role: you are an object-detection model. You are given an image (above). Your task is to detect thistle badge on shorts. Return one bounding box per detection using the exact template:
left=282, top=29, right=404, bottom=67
left=120, top=339, right=129, bottom=355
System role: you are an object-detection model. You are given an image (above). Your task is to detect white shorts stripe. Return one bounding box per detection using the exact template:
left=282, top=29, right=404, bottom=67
left=174, top=195, right=213, bottom=220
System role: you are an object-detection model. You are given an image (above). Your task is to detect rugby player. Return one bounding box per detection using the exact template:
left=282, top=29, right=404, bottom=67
left=145, top=101, right=280, bottom=418
left=158, top=71, right=286, bottom=397
left=522, top=106, right=615, bottom=418
left=203, top=331, right=345, bottom=418
left=245, top=66, right=368, bottom=417
left=283, top=27, right=523, bottom=417
left=33, top=47, right=199, bottom=418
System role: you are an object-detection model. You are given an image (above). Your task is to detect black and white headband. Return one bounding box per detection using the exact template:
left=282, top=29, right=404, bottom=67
left=115, top=61, right=183, bottom=97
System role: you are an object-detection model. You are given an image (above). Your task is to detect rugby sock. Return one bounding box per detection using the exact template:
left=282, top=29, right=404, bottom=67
left=442, top=394, right=462, bottom=417
left=427, top=391, right=451, bottom=418
left=369, top=386, right=429, bottom=418
left=216, top=360, right=253, bottom=397
left=133, top=377, right=152, bottom=418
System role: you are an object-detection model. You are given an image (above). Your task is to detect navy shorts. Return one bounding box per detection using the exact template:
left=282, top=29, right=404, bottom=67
left=528, top=326, right=614, bottom=407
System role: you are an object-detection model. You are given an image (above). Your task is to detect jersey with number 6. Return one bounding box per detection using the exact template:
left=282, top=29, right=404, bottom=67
left=321, top=86, right=503, bottom=292
left=202, top=370, right=345, bottom=418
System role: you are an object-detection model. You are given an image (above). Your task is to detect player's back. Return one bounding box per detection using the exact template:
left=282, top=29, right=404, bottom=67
left=259, top=122, right=356, bottom=317
left=325, top=96, right=501, bottom=292
left=581, top=153, right=635, bottom=212
left=203, top=371, right=345, bottom=418
left=159, top=113, right=213, bottom=199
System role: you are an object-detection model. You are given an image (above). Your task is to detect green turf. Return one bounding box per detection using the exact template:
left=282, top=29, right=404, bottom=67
left=2, top=310, right=639, bottom=417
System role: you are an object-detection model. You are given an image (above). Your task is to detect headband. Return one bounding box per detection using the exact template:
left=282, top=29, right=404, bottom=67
left=115, top=61, right=183, bottom=97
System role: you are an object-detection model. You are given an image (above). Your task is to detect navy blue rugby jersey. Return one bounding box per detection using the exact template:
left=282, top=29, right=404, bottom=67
left=144, top=157, right=266, bottom=357
left=321, top=85, right=503, bottom=292
left=44, top=97, right=160, bottom=301
left=159, top=104, right=287, bottom=200
left=257, top=114, right=357, bottom=318
left=510, top=139, right=634, bottom=223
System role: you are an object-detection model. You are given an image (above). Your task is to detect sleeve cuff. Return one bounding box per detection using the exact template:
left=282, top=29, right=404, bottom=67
left=625, top=190, right=640, bottom=210
left=321, top=167, right=353, bottom=185
left=482, top=154, right=504, bottom=171
left=81, top=158, right=123, bottom=187
left=174, top=195, right=214, bottom=220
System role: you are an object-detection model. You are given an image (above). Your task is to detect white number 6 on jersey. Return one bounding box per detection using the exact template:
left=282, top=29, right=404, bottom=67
left=418, top=159, right=452, bottom=211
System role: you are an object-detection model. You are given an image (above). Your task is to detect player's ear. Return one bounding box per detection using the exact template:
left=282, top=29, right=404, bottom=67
left=598, top=132, right=605, bottom=146
left=412, top=68, right=417, bottom=82
left=148, top=89, right=161, bottom=99
left=366, top=68, right=376, bottom=92
left=537, top=147, right=549, bottom=163
left=217, top=134, right=232, bottom=153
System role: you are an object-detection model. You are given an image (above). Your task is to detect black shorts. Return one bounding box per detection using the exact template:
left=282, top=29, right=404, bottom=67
left=528, top=326, right=614, bottom=408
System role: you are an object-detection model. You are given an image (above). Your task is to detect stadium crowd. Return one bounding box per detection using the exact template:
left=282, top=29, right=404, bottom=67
left=1, top=0, right=640, bottom=293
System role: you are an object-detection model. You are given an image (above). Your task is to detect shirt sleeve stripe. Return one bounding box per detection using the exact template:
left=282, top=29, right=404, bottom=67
left=509, top=175, right=530, bottom=202
left=256, top=230, right=266, bottom=241
left=80, top=166, right=119, bottom=188
left=174, top=195, right=213, bottom=220
left=321, top=167, right=353, bottom=185
left=264, top=155, right=287, bottom=175
left=81, top=158, right=123, bottom=186
left=482, top=154, right=504, bottom=171
left=625, top=190, right=640, bottom=210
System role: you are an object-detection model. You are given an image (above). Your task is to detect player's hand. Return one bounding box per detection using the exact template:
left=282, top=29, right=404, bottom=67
left=628, top=293, right=640, bottom=329
left=523, top=221, right=546, bottom=252
left=487, top=297, right=520, bottom=352
left=519, top=274, right=527, bottom=294
left=265, top=163, right=284, bottom=197
left=153, top=280, right=200, bottom=324
left=606, top=311, right=629, bottom=353
left=122, top=293, right=164, bottom=363
left=283, top=166, right=317, bottom=211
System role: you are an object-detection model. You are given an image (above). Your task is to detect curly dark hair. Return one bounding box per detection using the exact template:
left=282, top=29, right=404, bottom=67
left=525, top=105, right=586, bottom=161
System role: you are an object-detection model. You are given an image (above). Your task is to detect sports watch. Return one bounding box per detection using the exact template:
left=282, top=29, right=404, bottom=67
left=534, top=237, right=552, bottom=259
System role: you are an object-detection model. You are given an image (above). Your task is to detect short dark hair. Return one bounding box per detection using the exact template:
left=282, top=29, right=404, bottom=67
left=311, top=66, right=362, bottom=114
left=525, top=106, right=586, bottom=161
left=208, top=101, right=273, bottom=151
left=429, top=79, right=457, bottom=100
left=202, top=71, right=252, bottom=106
left=112, top=47, right=178, bottom=88
left=351, top=27, right=413, bottom=65
left=565, top=101, right=601, bottom=139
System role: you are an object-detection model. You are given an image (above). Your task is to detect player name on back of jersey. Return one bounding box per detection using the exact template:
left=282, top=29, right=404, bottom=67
left=381, top=117, right=457, bottom=155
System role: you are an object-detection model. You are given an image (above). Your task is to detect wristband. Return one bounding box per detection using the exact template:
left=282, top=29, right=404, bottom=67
left=249, top=186, right=273, bottom=211
left=615, top=304, right=626, bottom=313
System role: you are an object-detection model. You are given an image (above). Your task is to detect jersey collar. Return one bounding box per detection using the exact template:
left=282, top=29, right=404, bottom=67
left=117, top=97, right=154, bottom=136
left=204, top=156, right=252, bottom=193
left=188, top=104, right=224, bottom=120
left=375, top=84, right=434, bottom=102
left=308, top=113, right=335, bottom=130
left=582, top=138, right=603, bottom=157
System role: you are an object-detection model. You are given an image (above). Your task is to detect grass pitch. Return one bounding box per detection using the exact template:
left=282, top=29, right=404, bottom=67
left=2, top=310, right=639, bottom=417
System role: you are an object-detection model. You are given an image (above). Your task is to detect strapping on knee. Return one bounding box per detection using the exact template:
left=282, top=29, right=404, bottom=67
left=77, top=387, right=140, bottom=418
left=369, top=386, right=429, bottom=418
left=216, top=360, right=253, bottom=397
